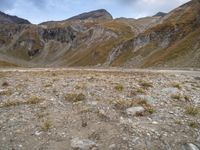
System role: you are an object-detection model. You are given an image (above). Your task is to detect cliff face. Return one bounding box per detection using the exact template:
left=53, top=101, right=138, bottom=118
left=0, top=1, right=200, bottom=68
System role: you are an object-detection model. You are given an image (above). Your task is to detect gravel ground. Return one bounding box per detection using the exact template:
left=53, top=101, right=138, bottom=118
left=0, top=68, right=200, bottom=150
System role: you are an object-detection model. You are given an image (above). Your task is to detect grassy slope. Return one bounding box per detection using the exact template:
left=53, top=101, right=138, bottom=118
left=58, top=20, right=135, bottom=66
left=111, top=0, right=200, bottom=67
left=0, top=60, right=18, bottom=67
left=142, top=27, right=200, bottom=68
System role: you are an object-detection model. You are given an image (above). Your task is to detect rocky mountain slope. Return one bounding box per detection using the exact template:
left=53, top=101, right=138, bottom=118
left=0, top=0, right=200, bottom=68
left=0, top=11, right=30, bottom=24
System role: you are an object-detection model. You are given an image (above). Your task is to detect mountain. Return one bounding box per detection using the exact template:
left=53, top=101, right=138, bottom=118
left=0, top=11, right=31, bottom=24
left=67, top=9, right=113, bottom=21
left=0, top=0, right=200, bottom=68
left=153, top=12, right=166, bottom=17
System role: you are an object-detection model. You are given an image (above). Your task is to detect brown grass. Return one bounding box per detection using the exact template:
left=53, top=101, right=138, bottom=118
left=114, top=84, right=124, bottom=92
left=64, top=93, right=86, bottom=102
left=139, top=80, right=153, bottom=89
left=41, top=119, right=52, bottom=131
left=171, top=83, right=182, bottom=89
left=185, top=105, right=199, bottom=116
left=188, top=121, right=198, bottom=128
left=2, top=96, right=43, bottom=107
left=171, top=93, right=182, bottom=100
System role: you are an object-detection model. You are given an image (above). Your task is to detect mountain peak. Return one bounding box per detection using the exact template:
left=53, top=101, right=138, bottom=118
left=67, top=9, right=113, bottom=21
left=153, top=12, right=166, bottom=17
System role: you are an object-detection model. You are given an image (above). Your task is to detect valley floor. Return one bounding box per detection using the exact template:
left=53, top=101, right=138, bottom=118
left=0, top=68, right=200, bottom=150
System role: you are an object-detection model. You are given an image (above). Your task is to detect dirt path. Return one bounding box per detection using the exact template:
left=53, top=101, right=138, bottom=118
left=0, top=67, right=200, bottom=76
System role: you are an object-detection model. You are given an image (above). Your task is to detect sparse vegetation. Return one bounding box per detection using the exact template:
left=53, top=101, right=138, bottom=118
left=0, top=89, right=12, bottom=96
left=184, top=95, right=190, bottom=102
left=174, top=120, right=182, bottom=125
left=171, top=93, right=182, bottom=100
left=2, top=96, right=43, bottom=107
left=139, top=80, right=153, bottom=89
left=188, top=121, right=198, bottom=128
left=75, top=83, right=86, bottom=90
left=171, top=83, right=182, bottom=89
left=114, top=84, right=124, bottom=92
left=112, top=99, right=134, bottom=110
left=2, top=81, right=9, bottom=87
left=41, top=119, right=52, bottom=131
left=146, top=107, right=156, bottom=114
left=185, top=106, right=199, bottom=116
left=65, top=93, right=86, bottom=102
left=130, top=88, right=146, bottom=96
left=27, top=96, right=43, bottom=104
left=3, top=100, right=20, bottom=107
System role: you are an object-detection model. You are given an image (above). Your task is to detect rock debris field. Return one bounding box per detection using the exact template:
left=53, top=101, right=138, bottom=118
left=0, top=68, right=200, bottom=150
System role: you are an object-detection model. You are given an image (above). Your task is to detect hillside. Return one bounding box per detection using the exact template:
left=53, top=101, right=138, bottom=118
left=0, top=0, right=200, bottom=68
left=0, top=11, right=30, bottom=24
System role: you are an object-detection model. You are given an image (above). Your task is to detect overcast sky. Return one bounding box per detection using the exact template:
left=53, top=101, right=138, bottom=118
left=0, top=0, right=190, bottom=24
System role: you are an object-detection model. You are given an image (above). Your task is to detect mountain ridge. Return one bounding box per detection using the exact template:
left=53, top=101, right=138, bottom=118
left=0, top=11, right=31, bottom=24
left=0, top=0, right=200, bottom=68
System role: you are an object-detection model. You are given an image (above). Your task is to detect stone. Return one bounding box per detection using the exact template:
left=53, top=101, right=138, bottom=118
left=152, top=121, right=159, bottom=125
left=162, top=88, right=179, bottom=95
left=71, top=138, right=98, bottom=150
left=182, top=143, right=199, bottom=150
left=126, top=106, right=145, bottom=116
left=109, top=144, right=116, bottom=149
left=136, top=95, right=155, bottom=105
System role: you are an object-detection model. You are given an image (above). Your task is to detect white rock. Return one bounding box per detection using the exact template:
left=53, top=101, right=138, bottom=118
left=126, top=106, right=145, bottom=116
left=162, top=88, right=179, bottom=95
left=152, top=121, right=159, bottom=125
left=109, top=144, right=116, bottom=149
left=136, top=95, right=155, bottom=105
left=71, top=138, right=98, bottom=150
left=35, top=131, right=42, bottom=136
left=182, top=143, right=199, bottom=150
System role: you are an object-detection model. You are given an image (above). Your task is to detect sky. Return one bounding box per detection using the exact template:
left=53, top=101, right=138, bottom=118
left=0, top=0, right=191, bottom=24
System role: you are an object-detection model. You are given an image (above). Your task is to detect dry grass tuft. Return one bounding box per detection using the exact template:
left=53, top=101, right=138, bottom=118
left=65, top=93, right=86, bottom=102
left=185, top=105, right=199, bottom=116
left=129, top=88, right=146, bottom=96
left=188, top=121, right=198, bottom=128
left=114, top=84, right=124, bottom=92
left=2, top=81, right=9, bottom=87
left=0, top=89, right=12, bottom=96
left=139, top=81, right=153, bottom=89
left=171, top=83, right=182, bottom=90
left=171, top=93, right=182, bottom=100
left=2, top=96, right=43, bottom=107
left=41, top=119, right=52, bottom=131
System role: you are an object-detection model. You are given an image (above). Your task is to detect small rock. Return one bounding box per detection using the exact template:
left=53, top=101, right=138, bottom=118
left=136, top=95, right=155, bottom=105
left=126, top=106, right=145, bottom=116
left=35, top=131, right=42, bottom=136
left=152, top=121, right=159, bottom=125
left=162, top=88, right=179, bottom=95
left=109, top=144, right=116, bottom=149
left=182, top=143, right=199, bottom=150
left=87, top=101, right=98, bottom=106
left=71, top=138, right=98, bottom=150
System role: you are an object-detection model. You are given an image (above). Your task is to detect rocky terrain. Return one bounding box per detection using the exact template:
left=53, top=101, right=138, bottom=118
left=0, top=68, right=200, bottom=150
left=0, top=0, right=200, bottom=68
